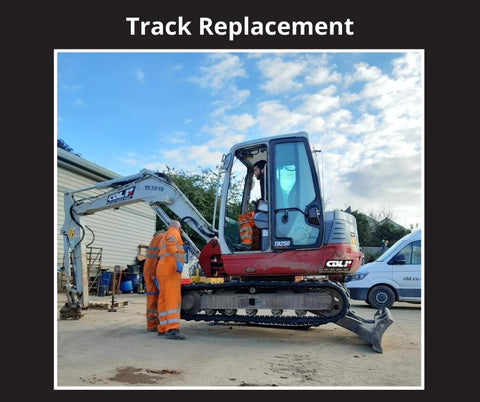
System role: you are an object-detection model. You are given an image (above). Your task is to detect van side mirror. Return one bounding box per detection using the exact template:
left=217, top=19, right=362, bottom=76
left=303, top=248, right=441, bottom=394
left=389, top=254, right=406, bottom=265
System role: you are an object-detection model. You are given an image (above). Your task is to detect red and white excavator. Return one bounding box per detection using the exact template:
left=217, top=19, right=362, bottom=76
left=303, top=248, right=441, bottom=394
left=60, top=132, right=392, bottom=352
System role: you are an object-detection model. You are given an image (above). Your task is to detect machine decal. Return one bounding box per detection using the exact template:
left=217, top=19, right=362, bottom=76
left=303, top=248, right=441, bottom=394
left=274, top=239, right=291, bottom=248
left=324, top=260, right=353, bottom=272
left=107, top=186, right=136, bottom=205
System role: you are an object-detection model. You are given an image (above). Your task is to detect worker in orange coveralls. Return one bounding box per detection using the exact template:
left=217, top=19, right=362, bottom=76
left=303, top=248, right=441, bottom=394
left=156, top=220, right=186, bottom=340
left=144, top=230, right=165, bottom=332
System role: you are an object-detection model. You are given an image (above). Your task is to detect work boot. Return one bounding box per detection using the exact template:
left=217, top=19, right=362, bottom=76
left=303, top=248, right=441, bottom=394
left=164, top=329, right=186, bottom=340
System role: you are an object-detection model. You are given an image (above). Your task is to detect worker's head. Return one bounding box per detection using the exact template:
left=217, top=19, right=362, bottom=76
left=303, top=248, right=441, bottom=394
left=169, top=220, right=182, bottom=232
left=253, top=160, right=266, bottom=179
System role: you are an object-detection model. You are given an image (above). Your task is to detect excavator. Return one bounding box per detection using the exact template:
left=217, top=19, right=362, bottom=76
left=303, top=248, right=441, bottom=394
left=60, top=131, right=392, bottom=352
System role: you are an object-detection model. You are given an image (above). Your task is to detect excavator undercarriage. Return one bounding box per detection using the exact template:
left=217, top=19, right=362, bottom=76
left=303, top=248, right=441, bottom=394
left=180, top=279, right=393, bottom=353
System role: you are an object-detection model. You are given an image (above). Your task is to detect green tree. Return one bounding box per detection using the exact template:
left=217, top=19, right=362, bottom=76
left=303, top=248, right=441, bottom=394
left=350, top=210, right=372, bottom=246
left=155, top=166, right=243, bottom=249
left=371, top=221, right=410, bottom=248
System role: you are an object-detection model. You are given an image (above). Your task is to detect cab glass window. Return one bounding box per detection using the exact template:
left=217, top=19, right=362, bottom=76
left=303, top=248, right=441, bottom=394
left=272, top=141, right=319, bottom=246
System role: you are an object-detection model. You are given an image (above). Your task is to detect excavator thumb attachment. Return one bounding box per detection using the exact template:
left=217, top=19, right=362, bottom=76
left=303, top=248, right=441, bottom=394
left=335, top=308, right=393, bottom=353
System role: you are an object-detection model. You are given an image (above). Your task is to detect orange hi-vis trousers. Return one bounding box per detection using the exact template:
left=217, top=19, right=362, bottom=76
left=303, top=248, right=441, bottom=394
left=144, top=231, right=164, bottom=330
left=156, top=227, right=185, bottom=334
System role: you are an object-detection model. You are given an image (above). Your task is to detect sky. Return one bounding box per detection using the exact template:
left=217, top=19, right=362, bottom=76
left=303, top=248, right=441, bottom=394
left=56, top=50, right=423, bottom=230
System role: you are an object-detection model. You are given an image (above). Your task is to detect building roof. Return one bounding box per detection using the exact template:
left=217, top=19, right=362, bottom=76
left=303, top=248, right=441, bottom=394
left=57, top=148, right=120, bottom=182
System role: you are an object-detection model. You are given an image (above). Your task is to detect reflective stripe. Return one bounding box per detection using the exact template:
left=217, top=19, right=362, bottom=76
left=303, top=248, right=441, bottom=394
left=159, top=252, right=174, bottom=258
left=159, top=318, right=181, bottom=325
left=158, top=251, right=185, bottom=263
left=158, top=308, right=181, bottom=317
left=167, top=234, right=180, bottom=244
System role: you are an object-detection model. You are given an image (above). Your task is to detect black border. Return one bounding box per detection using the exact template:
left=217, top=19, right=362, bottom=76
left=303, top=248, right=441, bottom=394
left=10, top=0, right=443, bottom=397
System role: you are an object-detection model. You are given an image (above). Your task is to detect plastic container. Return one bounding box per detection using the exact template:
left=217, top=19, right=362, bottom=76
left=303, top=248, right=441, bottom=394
left=100, top=271, right=111, bottom=288
left=98, top=271, right=112, bottom=296
left=125, top=274, right=140, bottom=288
left=120, top=280, right=133, bottom=293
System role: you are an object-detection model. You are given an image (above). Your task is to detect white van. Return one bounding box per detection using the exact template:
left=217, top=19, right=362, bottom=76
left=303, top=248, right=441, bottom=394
left=345, top=230, right=422, bottom=309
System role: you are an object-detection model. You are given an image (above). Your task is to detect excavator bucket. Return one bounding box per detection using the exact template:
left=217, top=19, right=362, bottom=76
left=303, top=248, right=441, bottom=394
left=59, top=301, right=83, bottom=320
left=335, top=308, right=393, bottom=353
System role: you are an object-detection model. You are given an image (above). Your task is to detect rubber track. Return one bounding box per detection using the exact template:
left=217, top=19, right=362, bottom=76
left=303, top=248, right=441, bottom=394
left=181, top=280, right=350, bottom=327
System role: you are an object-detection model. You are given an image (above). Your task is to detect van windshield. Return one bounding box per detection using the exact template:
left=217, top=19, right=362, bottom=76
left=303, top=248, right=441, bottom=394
left=375, top=244, right=399, bottom=262
left=374, top=231, right=420, bottom=262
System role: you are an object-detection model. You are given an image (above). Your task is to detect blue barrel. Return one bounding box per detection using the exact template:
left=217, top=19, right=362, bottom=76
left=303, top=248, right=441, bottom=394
left=120, top=280, right=133, bottom=293
left=125, top=274, right=140, bottom=288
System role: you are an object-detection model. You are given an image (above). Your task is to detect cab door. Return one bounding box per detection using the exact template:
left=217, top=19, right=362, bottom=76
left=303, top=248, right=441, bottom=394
left=270, top=138, right=324, bottom=250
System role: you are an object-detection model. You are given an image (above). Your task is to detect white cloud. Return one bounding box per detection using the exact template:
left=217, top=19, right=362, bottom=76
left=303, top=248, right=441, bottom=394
left=134, top=68, right=145, bottom=83
left=73, top=98, right=85, bottom=107
left=61, top=84, right=81, bottom=92
left=307, top=52, right=423, bottom=229
left=392, top=52, right=422, bottom=79
left=120, top=157, right=138, bottom=167
left=257, top=57, right=305, bottom=94
left=295, top=85, right=341, bottom=115
left=256, top=101, right=307, bottom=134
left=223, top=113, right=256, bottom=131
left=304, top=116, right=327, bottom=133
left=190, top=53, right=247, bottom=91
left=305, top=65, right=342, bottom=86
left=163, top=131, right=188, bottom=145
left=203, top=125, right=246, bottom=150
left=158, top=144, right=225, bottom=172
left=211, top=87, right=250, bottom=116
left=344, top=62, right=383, bottom=86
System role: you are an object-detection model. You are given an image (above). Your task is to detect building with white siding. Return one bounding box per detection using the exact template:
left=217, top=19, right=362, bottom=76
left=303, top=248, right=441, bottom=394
left=56, top=147, right=156, bottom=276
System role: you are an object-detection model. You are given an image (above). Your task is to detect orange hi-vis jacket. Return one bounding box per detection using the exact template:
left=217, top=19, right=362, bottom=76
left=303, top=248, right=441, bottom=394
left=238, top=211, right=260, bottom=249
left=144, top=231, right=164, bottom=330
left=156, top=226, right=185, bottom=334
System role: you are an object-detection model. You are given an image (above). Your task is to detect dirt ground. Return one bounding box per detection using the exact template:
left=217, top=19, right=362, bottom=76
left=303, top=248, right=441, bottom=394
left=55, top=291, right=423, bottom=390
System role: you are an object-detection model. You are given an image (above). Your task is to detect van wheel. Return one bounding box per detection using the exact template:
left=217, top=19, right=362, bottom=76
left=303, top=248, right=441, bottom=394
left=367, top=285, right=395, bottom=309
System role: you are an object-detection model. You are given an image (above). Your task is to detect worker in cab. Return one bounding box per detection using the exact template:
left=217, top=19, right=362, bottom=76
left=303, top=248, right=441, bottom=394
left=143, top=230, right=165, bottom=332
left=239, top=159, right=267, bottom=250
left=253, top=159, right=267, bottom=203
left=235, top=159, right=268, bottom=252
left=156, top=220, right=187, bottom=340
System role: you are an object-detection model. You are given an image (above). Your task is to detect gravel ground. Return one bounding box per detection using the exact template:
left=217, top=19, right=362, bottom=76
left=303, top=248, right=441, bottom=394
left=56, top=291, right=423, bottom=390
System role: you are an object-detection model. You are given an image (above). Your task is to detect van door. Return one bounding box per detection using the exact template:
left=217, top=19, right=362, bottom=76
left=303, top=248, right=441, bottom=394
left=389, top=239, right=421, bottom=300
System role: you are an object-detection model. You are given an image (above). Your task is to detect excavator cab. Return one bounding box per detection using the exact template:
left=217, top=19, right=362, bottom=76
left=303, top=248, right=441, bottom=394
left=219, top=133, right=324, bottom=254
left=201, top=131, right=362, bottom=281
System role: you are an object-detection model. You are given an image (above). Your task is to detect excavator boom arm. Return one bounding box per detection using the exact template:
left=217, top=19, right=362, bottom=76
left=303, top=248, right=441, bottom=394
left=60, top=169, right=216, bottom=309
left=65, top=169, right=216, bottom=240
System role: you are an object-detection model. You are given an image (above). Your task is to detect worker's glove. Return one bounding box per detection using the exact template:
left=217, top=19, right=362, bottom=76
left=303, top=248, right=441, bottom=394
left=176, top=261, right=183, bottom=273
